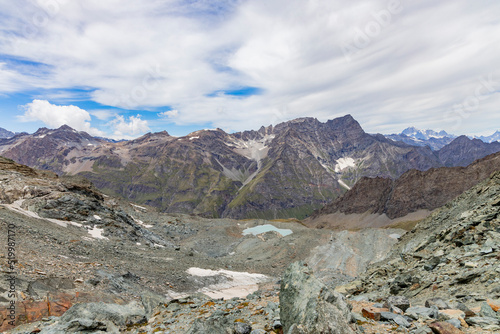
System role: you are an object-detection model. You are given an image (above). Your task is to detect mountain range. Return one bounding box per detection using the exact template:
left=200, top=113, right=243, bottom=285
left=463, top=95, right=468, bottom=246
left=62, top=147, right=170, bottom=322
left=387, top=126, right=500, bottom=150
left=1, top=116, right=500, bottom=219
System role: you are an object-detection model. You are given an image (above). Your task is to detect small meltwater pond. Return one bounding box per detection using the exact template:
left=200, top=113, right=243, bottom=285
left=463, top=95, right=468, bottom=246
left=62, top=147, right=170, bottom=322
left=242, top=224, right=293, bottom=237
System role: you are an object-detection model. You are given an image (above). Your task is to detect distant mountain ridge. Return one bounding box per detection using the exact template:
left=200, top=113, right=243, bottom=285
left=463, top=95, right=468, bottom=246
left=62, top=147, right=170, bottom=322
left=386, top=126, right=500, bottom=150
left=473, top=130, right=500, bottom=143
left=385, top=127, right=456, bottom=150
left=1, top=116, right=500, bottom=219
left=0, top=127, right=16, bottom=139
left=401, top=126, right=452, bottom=140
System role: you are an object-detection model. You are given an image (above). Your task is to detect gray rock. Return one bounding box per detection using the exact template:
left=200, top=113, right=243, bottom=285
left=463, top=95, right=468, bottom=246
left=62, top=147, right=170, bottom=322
left=250, top=330, right=266, bottom=334
left=351, top=312, right=365, bottom=323
left=446, top=318, right=462, bottom=329
left=59, top=301, right=146, bottom=327
left=424, top=257, right=440, bottom=271
left=479, top=302, right=498, bottom=318
left=465, top=316, right=500, bottom=327
left=187, top=314, right=233, bottom=334
left=141, top=291, right=168, bottom=317
left=405, top=306, right=438, bottom=320
left=455, top=302, right=475, bottom=317
left=280, top=262, right=355, bottom=334
left=234, top=322, right=252, bottom=334
left=411, top=326, right=432, bottom=334
left=351, top=295, right=369, bottom=302
left=425, top=298, right=450, bottom=310
left=393, top=315, right=411, bottom=328
left=383, top=295, right=411, bottom=312
left=380, top=312, right=399, bottom=321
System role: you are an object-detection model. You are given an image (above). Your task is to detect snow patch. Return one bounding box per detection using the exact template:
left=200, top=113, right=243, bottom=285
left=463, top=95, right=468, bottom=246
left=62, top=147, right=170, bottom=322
left=335, top=157, right=356, bottom=172
left=189, top=136, right=199, bottom=140
left=185, top=268, right=269, bottom=299
left=226, top=134, right=275, bottom=163
left=93, top=215, right=101, bottom=220
left=88, top=226, right=108, bottom=240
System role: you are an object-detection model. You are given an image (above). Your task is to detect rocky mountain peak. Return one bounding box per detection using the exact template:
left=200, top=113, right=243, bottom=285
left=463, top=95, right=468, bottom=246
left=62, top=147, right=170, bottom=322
left=326, top=114, right=364, bottom=133
left=57, top=124, right=76, bottom=131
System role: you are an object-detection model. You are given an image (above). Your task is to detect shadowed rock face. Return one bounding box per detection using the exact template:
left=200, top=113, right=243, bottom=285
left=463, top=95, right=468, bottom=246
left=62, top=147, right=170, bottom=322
left=307, top=151, right=500, bottom=226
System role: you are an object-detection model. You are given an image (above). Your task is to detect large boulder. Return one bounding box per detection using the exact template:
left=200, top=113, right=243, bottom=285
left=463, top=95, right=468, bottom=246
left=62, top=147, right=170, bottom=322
left=280, top=262, right=357, bottom=334
left=39, top=301, right=146, bottom=333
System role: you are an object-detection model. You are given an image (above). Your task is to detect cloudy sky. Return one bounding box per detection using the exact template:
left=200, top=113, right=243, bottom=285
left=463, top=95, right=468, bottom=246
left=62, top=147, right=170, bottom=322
left=0, top=0, right=499, bottom=139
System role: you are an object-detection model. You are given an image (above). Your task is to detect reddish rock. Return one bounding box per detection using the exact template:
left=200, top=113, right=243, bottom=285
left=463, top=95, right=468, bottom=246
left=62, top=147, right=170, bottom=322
left=429, top=321, right=464, bottom=334
left=361, top=307, right=390, bottom=321
left=487, top=299, right=500, bottom=312
left=0, top=292, right=126, bottom=332
left=0, top=293, right=74, bottom=331
left=429, top=322, right=464, bottom=334
left=438, top=309, right=465, bottom=320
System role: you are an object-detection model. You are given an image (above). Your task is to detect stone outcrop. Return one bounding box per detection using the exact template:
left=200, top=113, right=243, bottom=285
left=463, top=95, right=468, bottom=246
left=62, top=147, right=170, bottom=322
left=279, top=262, right=356, bottom=334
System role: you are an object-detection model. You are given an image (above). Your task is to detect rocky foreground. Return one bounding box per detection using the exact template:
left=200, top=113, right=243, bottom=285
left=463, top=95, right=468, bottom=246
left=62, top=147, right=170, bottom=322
left=1, top=158, right=499, bottom=333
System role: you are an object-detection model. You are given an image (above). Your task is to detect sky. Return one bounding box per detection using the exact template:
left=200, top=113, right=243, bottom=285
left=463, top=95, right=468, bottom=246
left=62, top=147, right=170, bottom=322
left=0, top=0, right=499, bottom=139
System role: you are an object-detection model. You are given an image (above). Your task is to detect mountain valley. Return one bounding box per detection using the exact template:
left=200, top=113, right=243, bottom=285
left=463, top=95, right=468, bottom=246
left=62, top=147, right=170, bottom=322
left=0, top=117, right=499, bottom=333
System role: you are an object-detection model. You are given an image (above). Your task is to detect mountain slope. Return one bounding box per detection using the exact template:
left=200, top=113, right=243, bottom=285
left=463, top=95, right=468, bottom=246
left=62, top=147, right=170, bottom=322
left=306, top=151, right=500, bottom=228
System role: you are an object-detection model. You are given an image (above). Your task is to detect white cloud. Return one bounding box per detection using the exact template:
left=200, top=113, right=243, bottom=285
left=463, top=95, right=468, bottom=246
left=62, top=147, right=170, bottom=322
left=20, top=99, right=105, bottom=136
left=108, top=115, right=150, bottom=139
left=90, top=109, right=117, bottom=120
left=3, top=0, right=500, bottom=135
left=158, top=109, right=179, bottom=119
left=19, top=100, right=150, bottom=140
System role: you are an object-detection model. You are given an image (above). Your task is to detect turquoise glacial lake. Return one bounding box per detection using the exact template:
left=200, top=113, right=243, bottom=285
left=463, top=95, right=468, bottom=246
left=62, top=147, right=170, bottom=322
left=242, top=224, right=293, bottom=237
